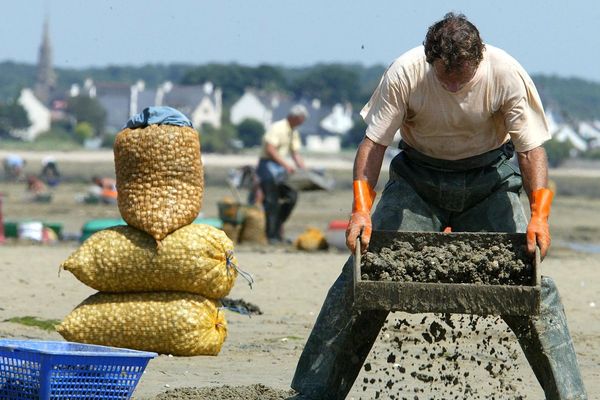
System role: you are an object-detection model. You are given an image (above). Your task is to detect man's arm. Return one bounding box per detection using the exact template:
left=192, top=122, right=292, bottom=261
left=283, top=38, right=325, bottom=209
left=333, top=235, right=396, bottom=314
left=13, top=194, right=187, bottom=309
left=517, top=145, right=554, bottom=259
left=517, top=146, right=548, bottom=197
left=291, top=151, right=306, bottom=170
left=265, top=143, right=295, bottom=173
left=353, top=137, right=387, bottom=187
left=346, top=137, right=387, bottom=253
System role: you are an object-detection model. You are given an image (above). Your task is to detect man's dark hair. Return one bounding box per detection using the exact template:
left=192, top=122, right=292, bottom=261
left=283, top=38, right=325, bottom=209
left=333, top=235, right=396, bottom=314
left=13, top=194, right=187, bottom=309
left=424, top=12, right=485, bottom=72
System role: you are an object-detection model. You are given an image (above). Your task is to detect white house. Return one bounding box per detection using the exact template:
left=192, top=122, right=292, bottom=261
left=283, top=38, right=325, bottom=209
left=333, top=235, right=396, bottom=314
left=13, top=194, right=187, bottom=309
left=297, top=102, right=354, bottom=153
left=554, top=125, right=588, bottom=152
left=160, top=81, right=222, bottom=129
left=14, top=88, right=51, bottom=141
left=545, top=110, right=562, bottom=135
left=305, top=135, right=343, bottom=153
left=578, top=121, right=600, bottom=148
left=76, top=79, right=223, bottom=132
left=269, top=98, right=355, bottom=153
left=546, top=109, right=588, bottom=152
left=229, top=89, right=286, bottom=127
left=319, top=103, right=353, bottom=135
left=230, top=90, right=355, bottom=153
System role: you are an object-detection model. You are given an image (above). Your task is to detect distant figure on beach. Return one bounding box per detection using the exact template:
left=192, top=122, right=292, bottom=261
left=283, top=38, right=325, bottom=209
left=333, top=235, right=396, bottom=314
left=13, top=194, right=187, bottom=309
left=85, top=176, right=118, bottom=204
left=40, top=156, right=61, bottom=187
left=3, top=154, right=25, bottom=181
left=25, top=174, right=52, bottom=203
left=256, top=105, right=309, bottom=244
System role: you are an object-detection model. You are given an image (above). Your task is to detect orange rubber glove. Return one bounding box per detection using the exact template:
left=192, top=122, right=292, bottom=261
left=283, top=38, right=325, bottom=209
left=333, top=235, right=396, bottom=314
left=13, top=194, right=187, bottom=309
left=527, top=188, right=554, bottom=260
left=346, top=180, right=376, bottom=254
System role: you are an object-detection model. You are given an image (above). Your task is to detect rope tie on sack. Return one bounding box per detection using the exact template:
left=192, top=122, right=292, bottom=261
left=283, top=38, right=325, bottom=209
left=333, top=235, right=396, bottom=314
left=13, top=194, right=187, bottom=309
left=215, top=308, right=229, bottom=326
left=225, top=250, right=254, bottom=289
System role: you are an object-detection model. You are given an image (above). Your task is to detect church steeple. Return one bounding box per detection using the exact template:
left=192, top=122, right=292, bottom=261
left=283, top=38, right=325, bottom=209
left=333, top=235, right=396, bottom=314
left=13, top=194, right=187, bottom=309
left=34, top=17, right=57, bottom=105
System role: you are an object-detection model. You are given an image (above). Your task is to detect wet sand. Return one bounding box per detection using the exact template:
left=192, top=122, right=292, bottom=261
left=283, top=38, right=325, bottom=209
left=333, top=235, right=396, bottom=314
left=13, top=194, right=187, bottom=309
left=0, top=157, right=598, bottom=399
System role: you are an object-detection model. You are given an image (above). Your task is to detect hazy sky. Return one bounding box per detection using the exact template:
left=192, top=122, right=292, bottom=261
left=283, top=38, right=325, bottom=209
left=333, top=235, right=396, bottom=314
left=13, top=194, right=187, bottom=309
left=3, top=1, right=600, bottom=82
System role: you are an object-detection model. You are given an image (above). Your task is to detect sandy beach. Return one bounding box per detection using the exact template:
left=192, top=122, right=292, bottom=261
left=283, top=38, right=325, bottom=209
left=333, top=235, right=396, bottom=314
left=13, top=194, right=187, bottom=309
left=0, top=154, right=598, bottom=399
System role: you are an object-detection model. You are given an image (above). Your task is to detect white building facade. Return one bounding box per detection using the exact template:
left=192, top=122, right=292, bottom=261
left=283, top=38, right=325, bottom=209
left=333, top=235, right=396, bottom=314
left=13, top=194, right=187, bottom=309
left=15, top=88, right=51, bottom=141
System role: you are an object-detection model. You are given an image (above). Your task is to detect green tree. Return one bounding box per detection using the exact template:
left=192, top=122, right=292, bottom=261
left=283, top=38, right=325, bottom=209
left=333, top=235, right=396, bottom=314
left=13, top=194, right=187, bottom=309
left=33, top=124, right=81, bottom=150
left=182, top=64, right=287, bottom=106
left=101, top=133, right=118, bottom=149
left=67, top=96, right=107, bottom=136
left=543, top=138, right=573, bottom=167
left=200, top=123, right=240, bottom=153
left=237, top=118, right=265, bottom=147
left=534, top=75, right=600, bottom=121
left=581, top=147, right=600, bottom=160
left=0, top=62, right=36, bottom=101
left=341, top=118, right=367, bottom=149
left=74, top=121, right=95, bottom=143
left=0, top=101, right=30, bottom=137
left=290, top=64, right=360, bottom=105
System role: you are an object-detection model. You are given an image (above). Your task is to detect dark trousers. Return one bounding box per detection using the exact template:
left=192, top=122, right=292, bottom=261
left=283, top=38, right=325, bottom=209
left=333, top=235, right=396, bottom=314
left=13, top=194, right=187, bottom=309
left=290, top=150, right=587, bottom=400
left=260, top=179, right=298, bottom=240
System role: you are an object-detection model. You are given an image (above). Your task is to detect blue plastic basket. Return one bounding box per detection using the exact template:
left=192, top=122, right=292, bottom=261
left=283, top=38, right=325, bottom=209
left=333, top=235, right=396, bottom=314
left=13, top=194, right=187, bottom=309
left=0, top=340, right=157, bottom=400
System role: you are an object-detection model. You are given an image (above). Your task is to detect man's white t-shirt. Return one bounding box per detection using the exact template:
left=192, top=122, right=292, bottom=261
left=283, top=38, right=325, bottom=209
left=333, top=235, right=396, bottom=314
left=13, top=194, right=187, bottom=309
left=360, top=45, right=550, bottom=160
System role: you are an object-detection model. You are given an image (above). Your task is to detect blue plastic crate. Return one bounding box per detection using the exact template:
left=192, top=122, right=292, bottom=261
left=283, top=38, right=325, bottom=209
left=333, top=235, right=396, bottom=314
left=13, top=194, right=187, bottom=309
left=0, top=340, right=157, bottom=400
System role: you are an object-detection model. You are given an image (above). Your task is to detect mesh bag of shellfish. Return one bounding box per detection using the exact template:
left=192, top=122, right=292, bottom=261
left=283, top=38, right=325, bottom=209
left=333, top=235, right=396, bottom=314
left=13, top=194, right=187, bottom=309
left=57, top=291, right=227, bottom=356
left=114, top=124, right=204, bottom=241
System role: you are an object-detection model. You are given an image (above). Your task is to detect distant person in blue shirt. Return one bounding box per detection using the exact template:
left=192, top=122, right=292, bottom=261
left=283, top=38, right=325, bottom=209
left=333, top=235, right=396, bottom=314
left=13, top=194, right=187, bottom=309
left=3, top=154, right=25, bottom=181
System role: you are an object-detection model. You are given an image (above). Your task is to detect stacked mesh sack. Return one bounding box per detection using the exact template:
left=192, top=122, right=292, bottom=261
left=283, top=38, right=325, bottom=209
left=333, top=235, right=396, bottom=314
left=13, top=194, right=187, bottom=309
left=58, top=107, right=235, bottom=356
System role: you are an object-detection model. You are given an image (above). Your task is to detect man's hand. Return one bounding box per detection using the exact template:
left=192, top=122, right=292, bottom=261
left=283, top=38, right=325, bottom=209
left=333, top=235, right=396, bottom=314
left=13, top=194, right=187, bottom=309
left=526, top=188, right=554, bottom=260
left=346, top=180, right=376, bottom=253
left=284, top=164, right=296, bottom=174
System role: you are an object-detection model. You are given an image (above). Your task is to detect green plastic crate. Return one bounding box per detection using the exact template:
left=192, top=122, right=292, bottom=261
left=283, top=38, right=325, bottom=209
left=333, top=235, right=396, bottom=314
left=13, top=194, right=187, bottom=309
left=3, top=221, right=18, bottom=238
left=80, top=219, right=127, bottom=242
left=2, top=221, right=63, bottom=239
left=79, top=217, right=222, bottom=242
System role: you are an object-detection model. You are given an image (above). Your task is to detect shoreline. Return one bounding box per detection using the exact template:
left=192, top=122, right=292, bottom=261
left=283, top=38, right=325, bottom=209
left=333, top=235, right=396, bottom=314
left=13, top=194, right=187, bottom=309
left=1, top=149, right=599, bottom=177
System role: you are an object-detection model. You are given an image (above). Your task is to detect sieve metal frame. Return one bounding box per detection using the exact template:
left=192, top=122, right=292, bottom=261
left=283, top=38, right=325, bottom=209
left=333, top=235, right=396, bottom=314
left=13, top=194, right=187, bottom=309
left=352, top=231, right=541, bottom=316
